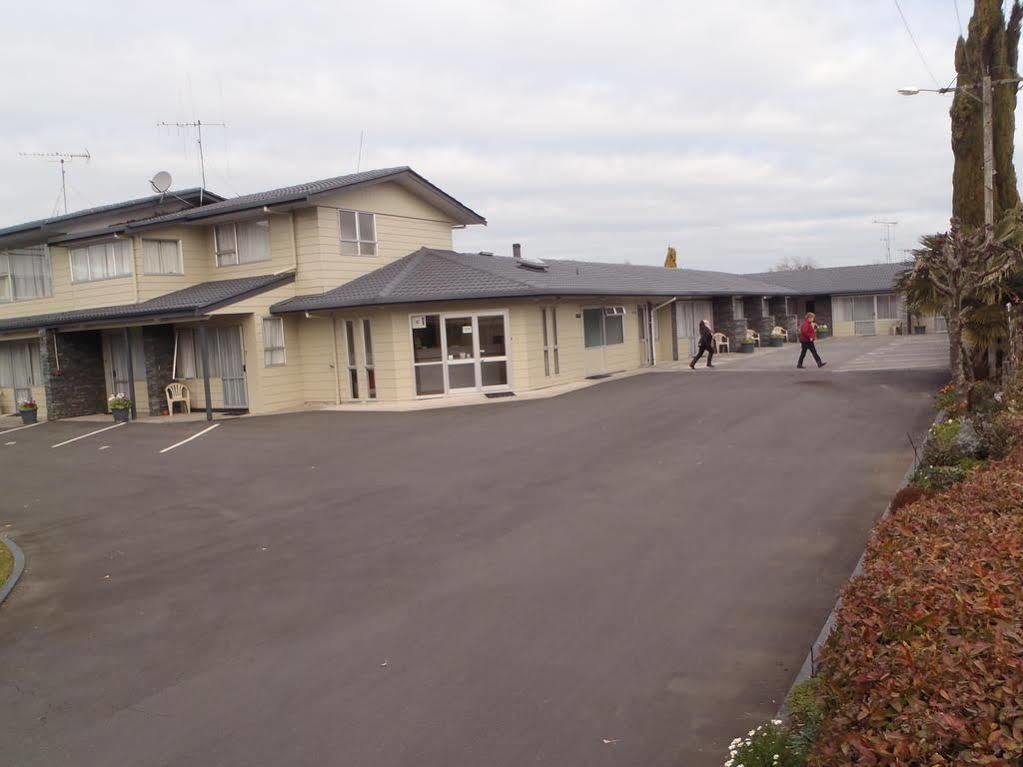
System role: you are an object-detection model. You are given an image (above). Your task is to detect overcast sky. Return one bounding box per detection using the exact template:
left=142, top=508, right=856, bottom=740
left=0, top=1, right=1004, bottom=271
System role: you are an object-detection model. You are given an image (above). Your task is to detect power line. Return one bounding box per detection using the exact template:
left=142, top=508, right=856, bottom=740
left=893, top=0, right=942, bottom=88
left=953, top=0, right=964, bottom=38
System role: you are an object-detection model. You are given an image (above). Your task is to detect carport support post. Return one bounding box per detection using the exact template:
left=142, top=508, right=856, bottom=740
left=198, top=324, right=213, bottom=422
left=123, top=328, right=137, bottom=421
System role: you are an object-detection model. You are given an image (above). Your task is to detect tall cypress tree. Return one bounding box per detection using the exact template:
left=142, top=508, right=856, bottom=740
left=951, top=0, right=1022, bottom=228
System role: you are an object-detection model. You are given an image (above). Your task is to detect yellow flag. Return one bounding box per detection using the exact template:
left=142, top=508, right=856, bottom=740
left=664, top=246, right=678, bottom=269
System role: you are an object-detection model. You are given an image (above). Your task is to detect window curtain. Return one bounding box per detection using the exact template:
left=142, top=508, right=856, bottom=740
left=262, top=318, right=286, bottom=366
left=0, top=346, right=12, bottom=386
left=236, top=220, right=270, bottom=263
left=143, top=240, right=180, bottom=274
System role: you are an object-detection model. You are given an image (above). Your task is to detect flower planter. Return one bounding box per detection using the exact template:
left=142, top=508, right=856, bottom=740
left=817, top=330, right=830, bottom=339
left=19, top=409, right=38, bottom=425
left=111, top=408, right=131, bottom=423
left=768, top=337, right=785, bottom=347
left=738, top=343, right=755, bottom=354
left=914, top=325, right=927, bottom=335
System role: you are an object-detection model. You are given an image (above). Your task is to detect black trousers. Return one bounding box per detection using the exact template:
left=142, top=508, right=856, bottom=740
left=692, top=342, right=714, bottom=366
left=798, top=341, right=823, bottom=367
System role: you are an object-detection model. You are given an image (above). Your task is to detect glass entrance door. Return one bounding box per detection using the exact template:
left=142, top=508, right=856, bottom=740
left=852, top=296, right=876, bottom=336
left=411, top=311, right=510, bottom=395
left=445, top=316, right=476, bottom=391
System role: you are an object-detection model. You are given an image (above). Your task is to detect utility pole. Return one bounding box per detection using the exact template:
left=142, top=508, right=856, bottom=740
left=873, top=219, right=898, bottom=263
left=18, top=150, right=91, bottom=215
left=157, top=119, right=226, bottom=204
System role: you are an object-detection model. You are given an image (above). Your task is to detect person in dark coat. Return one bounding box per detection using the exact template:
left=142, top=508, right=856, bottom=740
left=689, top=319, right=715, bottom=369
left=797, top=312, right=826, bottom=369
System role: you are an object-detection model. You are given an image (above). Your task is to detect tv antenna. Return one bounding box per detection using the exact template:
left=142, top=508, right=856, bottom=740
left=19, top=150, right=91, bottom=215
left=873, top=219, right=899, bottom=263
left=156, top=119, right=225, bottom=203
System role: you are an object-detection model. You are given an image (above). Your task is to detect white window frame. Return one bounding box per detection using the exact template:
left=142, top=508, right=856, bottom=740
left=408, top=310, right=512, bottom=398
left=141, top=238, right=184, bottom=275
left=213, top=219, right=271, bottom=267
left=69, top=240, right=133, bottom=283
left=262, top=317, right=287, bottom=367
left=0, top=248, right=52, bottom=303
left=339, top=209, right=378, bottom=256
left=761, top=297, right=771, bottom=317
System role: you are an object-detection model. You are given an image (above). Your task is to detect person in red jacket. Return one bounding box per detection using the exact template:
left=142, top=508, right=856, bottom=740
left=797, top=312, right=826, bottom=369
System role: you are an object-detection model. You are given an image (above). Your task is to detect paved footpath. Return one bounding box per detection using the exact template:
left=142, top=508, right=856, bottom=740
left=679, top=333, right=949, bottom=374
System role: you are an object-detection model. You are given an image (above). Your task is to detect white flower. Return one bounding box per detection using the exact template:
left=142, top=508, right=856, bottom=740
left=771, top=719, right=782, bottom=726
left=747, top=730, right=755, bottom=737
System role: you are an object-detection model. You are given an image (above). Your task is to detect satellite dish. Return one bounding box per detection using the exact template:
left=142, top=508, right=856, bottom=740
left=149, top=171, right=173, bottom=194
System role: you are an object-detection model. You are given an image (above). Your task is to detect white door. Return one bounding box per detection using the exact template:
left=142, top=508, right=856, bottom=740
left=216, top=326, right=248, bottom=408
left=852, top=296, right=876, bottom=336
left=444, top=316, right=477, bottom=392
left=582, top=307, right=607, bottom=376
left=638, top=304, right=653, bottom=366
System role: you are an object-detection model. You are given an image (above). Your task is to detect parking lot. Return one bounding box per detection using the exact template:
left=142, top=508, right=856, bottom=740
left=0, top=352, right=946, bottom=767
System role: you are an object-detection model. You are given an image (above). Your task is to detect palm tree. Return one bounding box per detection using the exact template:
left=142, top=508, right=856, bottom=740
left=897, top=214, right=1023, bottom=387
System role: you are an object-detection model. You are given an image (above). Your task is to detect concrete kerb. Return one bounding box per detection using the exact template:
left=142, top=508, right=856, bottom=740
left=776, top=410, right=941, bottom=718
left=0, top=534, right=25, bottom=606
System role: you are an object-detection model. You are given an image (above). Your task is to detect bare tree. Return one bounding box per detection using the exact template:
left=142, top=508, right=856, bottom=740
left=770, top=256, right=817, bottom=272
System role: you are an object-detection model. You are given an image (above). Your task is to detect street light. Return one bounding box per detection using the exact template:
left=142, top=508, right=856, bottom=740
left=899, top=75, right=1023, bottom=229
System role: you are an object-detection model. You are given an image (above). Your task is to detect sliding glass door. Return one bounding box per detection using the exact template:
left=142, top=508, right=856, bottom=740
left=411, top=311, right=509, bottom=396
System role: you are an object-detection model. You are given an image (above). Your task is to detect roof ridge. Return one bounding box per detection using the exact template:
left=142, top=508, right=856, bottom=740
left=378, top=249, right=433, bottom=297
left=429, top=249, right=536, bottom=289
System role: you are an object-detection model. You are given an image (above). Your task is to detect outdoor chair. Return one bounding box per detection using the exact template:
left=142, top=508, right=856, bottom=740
left=746, top=330, right=761, bottom=347
left=712, top=332, right=730, bottom=353
left=772, top=326, right=788, bottom=341
left=166, top=382, right=191, bottom=416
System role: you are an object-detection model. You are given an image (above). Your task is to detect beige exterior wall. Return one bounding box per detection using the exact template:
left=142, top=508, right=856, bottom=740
left=0, top=386, right=46, bottom=419
left=317, top=297, right=655, bottom=404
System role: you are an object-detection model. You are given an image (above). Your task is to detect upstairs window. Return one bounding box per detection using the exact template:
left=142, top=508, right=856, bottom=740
left=0, top=247, right=53, bottom=302
left=70, top=240, right=133, bottom=283
left=339, top=210, right=377, bottom=256
left=142, top=239, right=183, bottom=275
left=215, top=220, right=270, bottom=266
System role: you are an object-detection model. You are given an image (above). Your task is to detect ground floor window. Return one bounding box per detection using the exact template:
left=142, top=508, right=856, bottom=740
left=583, top=306, right=625, bottom=348
left=262, top=317, right=287, bottom=366
left=410, top=311, right=509, bottom=396
left=344, top=319, right=359, bottom=398
left=0, top=341, right=42, bottom=404
left=172, top=326, right=248, bottom=408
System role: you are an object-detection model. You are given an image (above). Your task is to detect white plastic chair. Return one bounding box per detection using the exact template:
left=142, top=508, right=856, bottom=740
left=166, top=383, right=191, bottom=416
left=772, top=326, right=788, bottom=340
left=712, top=332, right=730, bottom=353
left=746, top=330, right=761, bottom=347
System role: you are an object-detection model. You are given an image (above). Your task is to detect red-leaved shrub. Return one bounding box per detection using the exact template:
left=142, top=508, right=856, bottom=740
left=888, top=484, right=932, bottom=513
left=809, top=448, right=1023, bottom=766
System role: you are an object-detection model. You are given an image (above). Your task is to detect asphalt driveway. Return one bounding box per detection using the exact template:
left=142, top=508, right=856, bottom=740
left=0, top=361, right=945, bottom=767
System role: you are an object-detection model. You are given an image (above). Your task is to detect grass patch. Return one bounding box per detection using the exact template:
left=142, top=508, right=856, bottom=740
left=0, top=540, right=12, bottom=588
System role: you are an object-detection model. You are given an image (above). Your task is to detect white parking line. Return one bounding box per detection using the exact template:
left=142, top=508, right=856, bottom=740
left=159, top=423, right=220, bottom=454
left=51, top=422, right=126, bottom=448
left=0, top=420, right=45, bottom=436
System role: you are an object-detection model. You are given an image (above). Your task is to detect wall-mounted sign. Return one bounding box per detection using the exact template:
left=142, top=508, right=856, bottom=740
left=462, top=325, right=472, bottom=334
left=411, top=316, right=427, bottom=329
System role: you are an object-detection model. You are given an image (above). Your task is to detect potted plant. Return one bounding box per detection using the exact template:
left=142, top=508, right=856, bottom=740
left=738, top=337, right=755, bottom=353
left=769, top=329, right=786, bottom=347
left=18, top=398, right=38, bottom=425
left=108, top=393, right=132, bottom=423
left=816, top=324, right=830, bottom=339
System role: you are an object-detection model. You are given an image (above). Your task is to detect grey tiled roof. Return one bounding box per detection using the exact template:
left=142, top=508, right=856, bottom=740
left=0, top=188, right=222, bottom=240
left=110, top=167, right=486, bottom=234
left=743, top=262, right=911, bottom=295
left=272, top=248, right=795, bottom=313
left=0, top=272, right=294, bottom=333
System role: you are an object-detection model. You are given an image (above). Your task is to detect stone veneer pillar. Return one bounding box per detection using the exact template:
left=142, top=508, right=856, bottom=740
left=711, top=296, right=748, bottom=349
left=39, top=329, right=108, bottom=420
